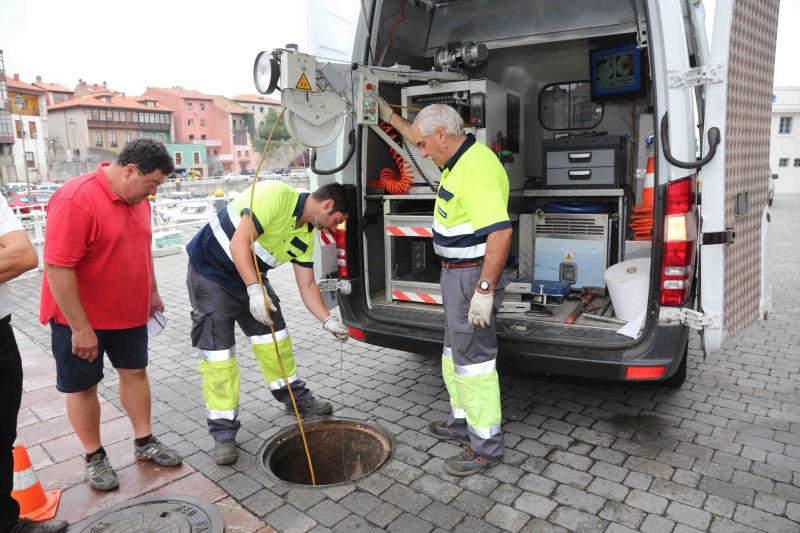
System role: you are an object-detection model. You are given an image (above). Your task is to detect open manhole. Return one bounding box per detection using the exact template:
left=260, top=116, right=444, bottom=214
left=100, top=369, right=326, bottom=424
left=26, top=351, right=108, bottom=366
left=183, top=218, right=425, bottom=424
left=71, top=494, right=223, bottom=533
left=261, top=418, right=392, bottom=486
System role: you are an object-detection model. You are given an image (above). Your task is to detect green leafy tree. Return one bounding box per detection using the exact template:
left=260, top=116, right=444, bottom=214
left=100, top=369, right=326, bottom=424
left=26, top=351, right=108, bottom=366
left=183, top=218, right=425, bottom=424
left=259, top=108, right=290, bottom=141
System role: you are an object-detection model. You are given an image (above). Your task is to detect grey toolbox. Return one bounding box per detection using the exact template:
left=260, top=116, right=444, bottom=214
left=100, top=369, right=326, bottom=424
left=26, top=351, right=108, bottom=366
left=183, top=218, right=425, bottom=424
left=542, top=135, right=631, bottom=188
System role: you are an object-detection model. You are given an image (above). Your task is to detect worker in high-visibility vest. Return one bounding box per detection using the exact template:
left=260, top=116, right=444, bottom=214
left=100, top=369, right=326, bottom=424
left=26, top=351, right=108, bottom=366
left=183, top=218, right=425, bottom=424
left=186, top=181, right=351, bottom=465
left=377, top=99, right=512, bottom=476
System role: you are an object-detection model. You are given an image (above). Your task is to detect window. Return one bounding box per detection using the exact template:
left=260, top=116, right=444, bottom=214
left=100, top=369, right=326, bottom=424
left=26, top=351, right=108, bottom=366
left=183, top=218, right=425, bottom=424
left=113, top=111, right=120, bottom=122
left=213, top=149, right=218, bottom=155
left=245, top=150, right=249, bottom=157
left=260, top=106, right=264, bottom=112
left=188, top=134, right=194, bottom=141
left=794, top=159, right=800, bottom=167
left=0, top=114, right=12, bottom=137
left=201, top=134, right=206, bottom=140
left=15, top=120, right=22, bottom=139
left=25, top=151, right=34, bottom=168
left=175, top=152, right=183, bottom=165
left=200, top=119, right=206, bottom=127
left=193, top=151, right=201, bottom=165
left=187, top=103, right=193, bottom=111
left=146, top=101, right=155, bottom=107
left=28, top=121, right=36, bottom=139
left=124, top=132, right=132, bottom=143
left=199, top=103, right=205, bottom=111
left=779, top=117, right=792, bottom=134
left=158, top=134, right=164, bottom=143
left=779, top=158, right=789, bottom=167
left=188, top=119, right=193, bottom=126
left=109, top=131, right=118, bottom=147
left=95, top=131, right=103, bottom=147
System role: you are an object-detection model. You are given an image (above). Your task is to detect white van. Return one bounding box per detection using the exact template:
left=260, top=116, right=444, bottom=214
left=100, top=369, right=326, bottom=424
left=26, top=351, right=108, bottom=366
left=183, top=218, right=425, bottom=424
left=290, top=0, right=778, bottom=387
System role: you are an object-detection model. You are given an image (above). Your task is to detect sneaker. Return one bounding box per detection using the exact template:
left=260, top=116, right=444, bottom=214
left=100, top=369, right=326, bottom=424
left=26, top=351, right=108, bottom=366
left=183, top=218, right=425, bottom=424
left=443, top=448, right=500, bottom=476
left=134, top=436, right=183, bottom=466
left=426, top=421, right=469, bottom=443
left=85, top=453, right=119, bottom=491
left=285, top=398, right=333, bottom=417
left=11, top=518, right=69, bottom=533
left=213, top=440, right=239, bottom=465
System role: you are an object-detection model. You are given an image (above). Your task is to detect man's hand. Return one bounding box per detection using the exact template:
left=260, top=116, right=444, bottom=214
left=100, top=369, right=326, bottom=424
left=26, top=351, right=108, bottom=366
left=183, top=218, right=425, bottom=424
left=374, top=94, right=394, bottom=123
left=468, top=290, right=494, bottom=329
left=247, top=283, right=277, bottom=326
left=322, top=316, right=349, bottom=342
left=72, top=327, right=99, bottom=361
left=150, top=290, right=165, bottom=317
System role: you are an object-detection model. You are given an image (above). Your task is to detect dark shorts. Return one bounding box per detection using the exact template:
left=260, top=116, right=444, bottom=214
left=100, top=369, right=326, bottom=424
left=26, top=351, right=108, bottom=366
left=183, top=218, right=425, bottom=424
left=50, top=322, right=148, bottom=393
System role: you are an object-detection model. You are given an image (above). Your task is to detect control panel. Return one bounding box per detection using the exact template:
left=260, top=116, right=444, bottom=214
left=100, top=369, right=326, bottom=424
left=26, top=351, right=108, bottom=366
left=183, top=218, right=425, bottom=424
left=355, top=73, right=379, bottom=125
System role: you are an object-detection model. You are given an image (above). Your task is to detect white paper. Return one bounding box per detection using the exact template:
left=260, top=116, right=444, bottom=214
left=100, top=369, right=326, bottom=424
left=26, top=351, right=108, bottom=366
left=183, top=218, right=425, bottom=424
left=147, top=311, right=167, bottom=337
left=616, top=309, right=646, bottom=339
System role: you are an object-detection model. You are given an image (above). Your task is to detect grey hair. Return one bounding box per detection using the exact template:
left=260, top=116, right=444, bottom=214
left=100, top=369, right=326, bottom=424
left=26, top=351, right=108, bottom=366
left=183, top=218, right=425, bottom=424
left=412, top=104, right=464, bottom=136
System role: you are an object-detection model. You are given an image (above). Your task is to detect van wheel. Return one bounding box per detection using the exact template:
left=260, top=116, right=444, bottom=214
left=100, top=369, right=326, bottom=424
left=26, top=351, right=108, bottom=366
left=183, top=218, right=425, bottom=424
left=662, top=347, right=687, bottom=388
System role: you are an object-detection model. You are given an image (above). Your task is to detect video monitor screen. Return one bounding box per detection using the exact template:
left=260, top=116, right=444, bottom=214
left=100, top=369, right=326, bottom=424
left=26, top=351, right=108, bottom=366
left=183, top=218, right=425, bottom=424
left=590, top=44, right=644, bottom=99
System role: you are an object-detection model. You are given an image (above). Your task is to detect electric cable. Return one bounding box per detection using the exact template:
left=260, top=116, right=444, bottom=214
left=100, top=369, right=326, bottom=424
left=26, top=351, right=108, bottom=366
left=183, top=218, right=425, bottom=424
left=248, top=106, right=317, bottom=486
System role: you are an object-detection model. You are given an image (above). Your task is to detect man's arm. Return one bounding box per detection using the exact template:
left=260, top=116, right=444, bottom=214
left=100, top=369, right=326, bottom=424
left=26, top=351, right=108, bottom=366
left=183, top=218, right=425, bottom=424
left=477, top=228, right=512, bottom=294
left=0, top=230, right=38, bottom=284
left=230, top=213, right=261, bottom=286
left=292, top=263, right=330, bottom=322
left=149, top=257, right=164, bottom=316
left=46, top=264, right=98, bottom=360
left=377, top=96, right=418, bottom=144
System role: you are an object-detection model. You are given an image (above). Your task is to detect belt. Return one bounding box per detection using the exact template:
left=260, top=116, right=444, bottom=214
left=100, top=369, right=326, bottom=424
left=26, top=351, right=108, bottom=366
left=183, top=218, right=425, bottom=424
left=441, top=260, right=482, bottom=269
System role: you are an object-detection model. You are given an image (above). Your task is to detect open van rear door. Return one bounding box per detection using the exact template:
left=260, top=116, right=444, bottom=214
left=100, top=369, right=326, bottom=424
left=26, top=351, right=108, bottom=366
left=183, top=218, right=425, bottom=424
left=697, top=0, right=779, bottom=354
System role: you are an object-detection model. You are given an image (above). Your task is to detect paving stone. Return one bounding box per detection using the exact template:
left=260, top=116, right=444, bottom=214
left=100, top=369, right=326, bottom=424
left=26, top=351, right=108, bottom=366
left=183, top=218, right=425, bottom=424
left=548, top=450, right=593, bottom=471
left=754, top=492, right=786, bottom=515
left=650, top=478, right=706, bottom=507
left=703, top=494, right=736, bottom=519
left=454, top=516, right=502, bottom=533
left=490, top=483, right=522, bottom=505
left=625, top=489, right=668, bottom=514
left=598, top=501, right=646, bottom=530
left=242, top=489, right=285, bottom=517
left=731, top=469, right=775, bottom=493
left=331, top=514, right=384, bottom=533
left=698, top=476, right=755, bottom=505
left=586, top=477, right=628, bottom=502
left=411, top=473, right=462, bottom=503
left=707, top=516, right=761, bottom=533
left=381, top=481, right=433, bottom=514
left=365, top=502, right=402, bottom=528
left=451, top=490, right=495, bottom=517
left=552, top=484, right=606, bottom=514
left=485, top=503, right=530, bottom=532
left=512, top=492, right=558, bottom=519
left=548, top=505, right=607, bottom=532
left=218, top=472, right=263, bottom=500
left=307, top=499, right=351, bottom=527
left=386, top=512, right=434, bottom=533
left=623, top=456, right=675, bottom=480
left=640, top=514, right=676, bottom=533
left=623, top=471, right=653, bottom=491
left=264, top=504, right=318, bottom=533
left=733, top=504, right=800, bottom=533
left=340, top=491, right=382, bottom=517
left=541, top=463, right=593, bottom=489
left=519, top=518, right=567, bottom=533
left=285, top=488, right=326, bottom=511
left=588, top=461, right=628, bottom=483
left=605, top=524, right=640, bottom=533
left=356, top=472, right=393, bottom=495
left=459, top=473, right=500, bottom=497
left=665, top=501, right=712, bottom=530
left=518, top=472, right=557, bottom=496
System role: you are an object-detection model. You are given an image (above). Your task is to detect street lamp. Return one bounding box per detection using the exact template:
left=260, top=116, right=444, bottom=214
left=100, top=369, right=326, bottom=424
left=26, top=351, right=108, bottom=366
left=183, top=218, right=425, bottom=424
left=13, top=94, right=32, bottom=197
left=67, top=118, right=76, bottom=162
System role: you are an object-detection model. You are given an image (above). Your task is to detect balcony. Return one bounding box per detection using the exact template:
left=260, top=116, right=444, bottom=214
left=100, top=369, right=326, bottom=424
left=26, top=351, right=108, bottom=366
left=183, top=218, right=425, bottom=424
left=217, top=154, right=233, bottom=162
left=192, top=139, right=221, bottom=147
left=87, top=120, right=170, bottom=132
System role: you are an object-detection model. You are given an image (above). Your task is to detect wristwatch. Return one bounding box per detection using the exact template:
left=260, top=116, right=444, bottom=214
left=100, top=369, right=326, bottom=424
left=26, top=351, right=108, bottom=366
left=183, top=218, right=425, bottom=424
left=478, top=280, right=493, bottom=292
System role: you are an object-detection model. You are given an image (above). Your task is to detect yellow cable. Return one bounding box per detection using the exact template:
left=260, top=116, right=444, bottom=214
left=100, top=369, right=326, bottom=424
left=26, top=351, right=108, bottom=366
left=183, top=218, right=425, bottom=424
left=247, top=107, right=317, bottom=486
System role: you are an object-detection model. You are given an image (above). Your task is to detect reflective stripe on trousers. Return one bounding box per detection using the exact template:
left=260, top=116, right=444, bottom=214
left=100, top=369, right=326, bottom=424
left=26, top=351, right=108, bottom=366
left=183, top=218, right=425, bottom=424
left=441, top=346, right=465, bottom=420
left=199, top=346, right=240, bottom=421
left=249, top=329, right=299, bottom=390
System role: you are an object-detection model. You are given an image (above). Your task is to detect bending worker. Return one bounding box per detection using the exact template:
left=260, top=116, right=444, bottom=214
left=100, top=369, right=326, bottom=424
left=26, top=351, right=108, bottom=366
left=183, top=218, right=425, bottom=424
left=186, top=181, right=351, bottom=465
left=377, top=99, right=512, bottom=476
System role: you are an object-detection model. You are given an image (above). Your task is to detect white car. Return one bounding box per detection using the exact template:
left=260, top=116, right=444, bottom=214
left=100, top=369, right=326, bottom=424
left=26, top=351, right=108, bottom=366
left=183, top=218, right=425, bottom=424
left=288, top=169, right=308, bottom=180
left=165, top=202, right=216, bottom=224
left=35, top=183, right=62, bottom=193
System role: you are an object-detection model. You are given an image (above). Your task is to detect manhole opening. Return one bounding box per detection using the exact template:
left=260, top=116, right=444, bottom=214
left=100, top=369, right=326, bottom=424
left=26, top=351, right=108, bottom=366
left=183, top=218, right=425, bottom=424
left=261, top=419, right=392, bottom=486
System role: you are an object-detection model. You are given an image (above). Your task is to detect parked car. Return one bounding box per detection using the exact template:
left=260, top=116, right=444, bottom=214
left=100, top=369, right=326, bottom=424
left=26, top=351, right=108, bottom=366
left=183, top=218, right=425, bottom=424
left=35, top=183, right=62, bottom=193
left=7, top=192, right=52, bottom=213
left=2, top=182, right=32, bottom=197
left=288, top=168, right=308, bottom=180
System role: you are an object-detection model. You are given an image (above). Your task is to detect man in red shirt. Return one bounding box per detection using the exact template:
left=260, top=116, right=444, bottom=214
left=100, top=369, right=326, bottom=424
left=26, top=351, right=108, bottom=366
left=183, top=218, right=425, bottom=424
left=40, top=139, right=182, bottom=492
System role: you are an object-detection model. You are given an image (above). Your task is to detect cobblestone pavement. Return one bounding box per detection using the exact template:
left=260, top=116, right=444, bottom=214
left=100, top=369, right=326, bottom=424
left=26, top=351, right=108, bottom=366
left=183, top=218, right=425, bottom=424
left=10, top=195, right=800, bottom=532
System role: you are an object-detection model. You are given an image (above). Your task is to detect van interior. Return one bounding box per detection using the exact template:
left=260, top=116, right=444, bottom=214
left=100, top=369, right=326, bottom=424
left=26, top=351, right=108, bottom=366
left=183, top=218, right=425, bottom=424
left=358, top=0, right=668, bottom=344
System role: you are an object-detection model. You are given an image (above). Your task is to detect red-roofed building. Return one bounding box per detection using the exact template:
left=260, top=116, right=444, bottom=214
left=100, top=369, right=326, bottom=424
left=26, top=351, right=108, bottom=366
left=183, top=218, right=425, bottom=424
left=32, top=76, right=74, bottom=105
left=0, top=51, right=15, bottom=185
left=142, top=87, right=254, bottom=174
left=231, top=94, right=280, bottom=134
left=7, top=74, right=49, bottom=183
left=47, top=92, right=173, bottom=163
left=73, top=79, right=120, bottom=98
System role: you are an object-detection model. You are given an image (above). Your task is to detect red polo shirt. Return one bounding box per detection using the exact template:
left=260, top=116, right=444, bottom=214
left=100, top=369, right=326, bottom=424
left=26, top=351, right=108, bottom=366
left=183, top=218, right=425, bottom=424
left=39, top=163, right=153, bottom=329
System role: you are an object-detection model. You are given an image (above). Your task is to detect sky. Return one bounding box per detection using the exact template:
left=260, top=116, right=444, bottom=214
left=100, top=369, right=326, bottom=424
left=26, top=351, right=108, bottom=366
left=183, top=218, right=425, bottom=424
left=1, top=0, right=798, bottom=98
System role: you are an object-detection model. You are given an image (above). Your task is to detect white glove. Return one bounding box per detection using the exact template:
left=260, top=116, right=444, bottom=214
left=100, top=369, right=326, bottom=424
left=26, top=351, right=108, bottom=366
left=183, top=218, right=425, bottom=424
left=247, top=283, right=277, bottom=326
left=468, top=290, right=495, bottom=329
left=322, top=316, right=349, bottom=342
left=374, top=94, right=394, bottom=123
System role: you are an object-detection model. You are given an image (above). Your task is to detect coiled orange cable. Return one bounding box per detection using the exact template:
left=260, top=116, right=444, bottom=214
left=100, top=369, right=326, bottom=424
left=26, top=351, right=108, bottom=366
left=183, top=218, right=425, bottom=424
left=379, top=121, right=414, bottom=194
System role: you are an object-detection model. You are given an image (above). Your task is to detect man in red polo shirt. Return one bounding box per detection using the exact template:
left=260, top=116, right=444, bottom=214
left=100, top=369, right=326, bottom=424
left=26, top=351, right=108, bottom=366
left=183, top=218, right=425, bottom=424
left=40, top=139, right=182, bottom=492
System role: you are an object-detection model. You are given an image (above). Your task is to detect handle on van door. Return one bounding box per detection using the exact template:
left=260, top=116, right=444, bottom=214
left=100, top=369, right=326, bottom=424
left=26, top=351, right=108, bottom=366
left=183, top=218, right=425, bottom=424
left=568, top=169, right=591, bottom=180
left=660, top=112, right=720, bottom=169
left=568, top=152, right=592, bottom=162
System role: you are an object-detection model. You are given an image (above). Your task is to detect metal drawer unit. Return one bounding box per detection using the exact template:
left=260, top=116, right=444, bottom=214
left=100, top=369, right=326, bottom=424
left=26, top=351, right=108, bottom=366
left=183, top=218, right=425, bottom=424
left=542, top=135, right=630, bottom=188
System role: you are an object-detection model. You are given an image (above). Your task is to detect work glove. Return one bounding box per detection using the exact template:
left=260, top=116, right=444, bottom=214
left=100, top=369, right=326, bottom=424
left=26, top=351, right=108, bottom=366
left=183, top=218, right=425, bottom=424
left=468, top=290, right=495, bottom=329
left=374, top=94, right=394, bottom=123
left=247, top=283, right=277, bottom=326
left=322, top=315, right=349, bottom=342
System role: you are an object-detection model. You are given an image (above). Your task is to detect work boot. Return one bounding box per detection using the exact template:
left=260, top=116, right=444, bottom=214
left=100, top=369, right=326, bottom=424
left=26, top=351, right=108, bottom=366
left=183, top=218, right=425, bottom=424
left=286, top=399, right=333, bottom=417
left=134, top=436, right=183, bottom=466
left=86, top=452, right=119, bottom=491
left=213, top=440, right=239, bottom=465
left=426, top=421, right=469, bottom=443
left=443, top=447, right=500, bottom=476
left=10, top=518, right=69, bottom=533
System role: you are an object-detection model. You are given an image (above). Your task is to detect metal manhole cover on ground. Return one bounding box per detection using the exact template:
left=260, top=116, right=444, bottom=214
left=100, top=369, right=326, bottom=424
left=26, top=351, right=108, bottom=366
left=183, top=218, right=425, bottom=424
left=71, top=494, right=223, bottom=533
left=260, top=418, right=393, bottom=487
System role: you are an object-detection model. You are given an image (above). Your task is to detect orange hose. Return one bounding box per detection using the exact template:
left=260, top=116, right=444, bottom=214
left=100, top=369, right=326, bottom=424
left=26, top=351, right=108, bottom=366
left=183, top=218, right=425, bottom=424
left=379, top=121, right=414, bottom=194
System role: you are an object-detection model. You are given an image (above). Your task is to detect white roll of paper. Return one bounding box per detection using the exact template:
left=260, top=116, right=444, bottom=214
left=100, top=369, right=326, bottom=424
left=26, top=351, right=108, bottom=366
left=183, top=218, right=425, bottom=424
left=604, top=258, right=651, bottom=322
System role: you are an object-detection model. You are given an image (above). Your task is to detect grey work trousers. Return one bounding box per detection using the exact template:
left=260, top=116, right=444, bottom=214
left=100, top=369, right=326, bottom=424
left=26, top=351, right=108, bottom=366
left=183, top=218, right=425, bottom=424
left=440, top=264, right=506, bottom=461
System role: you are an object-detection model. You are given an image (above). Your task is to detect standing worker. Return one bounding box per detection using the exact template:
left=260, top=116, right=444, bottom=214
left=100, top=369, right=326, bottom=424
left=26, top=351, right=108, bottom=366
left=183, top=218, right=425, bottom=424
left=39, top=139, right=182, bottom=492
left=376, top=99, right=512, bottom=476
left=1, top=196, right=67, bottom=532
left=185, top=180, right=351, bottom=465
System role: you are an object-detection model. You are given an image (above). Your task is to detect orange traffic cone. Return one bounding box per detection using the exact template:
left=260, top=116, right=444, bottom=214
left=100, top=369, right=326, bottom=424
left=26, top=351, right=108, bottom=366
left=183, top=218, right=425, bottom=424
left=642, top=155, right=655, bottom=207
left=11, top=445, right=61, bottom=521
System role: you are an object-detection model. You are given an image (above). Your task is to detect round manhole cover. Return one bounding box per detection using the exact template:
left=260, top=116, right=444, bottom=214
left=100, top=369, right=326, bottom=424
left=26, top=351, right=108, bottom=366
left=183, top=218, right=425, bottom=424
left=71, top=494, right=223, bottom=533
left=261, top=418, right=392, bottom=486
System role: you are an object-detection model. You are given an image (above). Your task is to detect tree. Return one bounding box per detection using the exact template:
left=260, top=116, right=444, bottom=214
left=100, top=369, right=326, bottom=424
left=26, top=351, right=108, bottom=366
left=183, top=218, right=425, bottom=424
left=259, top=108, right=290, bottom=142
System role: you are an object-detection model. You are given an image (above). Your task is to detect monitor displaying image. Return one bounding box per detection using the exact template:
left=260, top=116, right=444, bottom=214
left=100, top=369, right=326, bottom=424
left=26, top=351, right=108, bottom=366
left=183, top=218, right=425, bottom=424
left=590, top=43, right=645, bottom=99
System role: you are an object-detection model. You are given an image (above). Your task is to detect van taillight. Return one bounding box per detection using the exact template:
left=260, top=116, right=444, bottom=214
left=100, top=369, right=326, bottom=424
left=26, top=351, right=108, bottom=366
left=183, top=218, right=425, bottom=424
left=335, top=222, right=348, bottom=279
left=660, top=176, right=696, bottom=306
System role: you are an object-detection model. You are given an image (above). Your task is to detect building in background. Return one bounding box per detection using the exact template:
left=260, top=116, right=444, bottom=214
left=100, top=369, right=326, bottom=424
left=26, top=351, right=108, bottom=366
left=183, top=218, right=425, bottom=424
left=7, top=74, right=48, bottom=184
left=0, top=50, right=15, bottom=185
left=771, top=87, right=800, bottom=194
left=47, top=93, right=173, bottom=171
left=73, top=79, right=119, bottom=98
left=167, top=143, right=208, bottom=178
left=142, top=87, right=253, bottom=175
left=231, top=94, right=280, bottom=134
left=33, top=76, right=74, bottom=105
